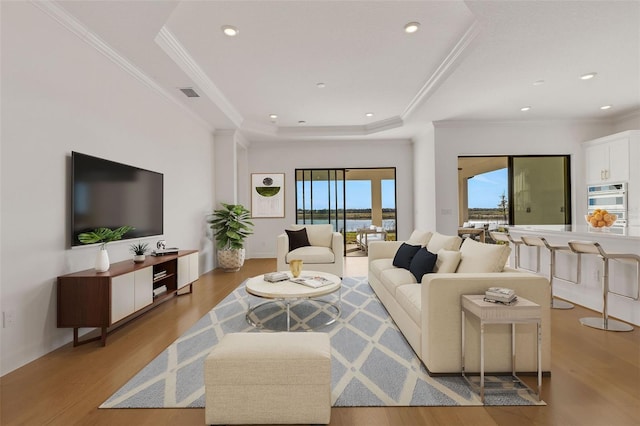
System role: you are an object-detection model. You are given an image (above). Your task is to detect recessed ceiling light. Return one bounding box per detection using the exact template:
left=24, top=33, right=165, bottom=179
left=600, top=105, right=613, bottom=110
left=269, top=114, right=278, bottom=120
left=298, top=120, right=307, bottom=125
left=316, top=82, right=326, bottom=88
left=520, top=106, right=532, bottom=112
left=365, top=112, right=374, bottom=117
left=533, top=80, right=545, bottom=86
left=580, top=72, right=597, bottom=80
left=404, top=22, right=420, bottom=33
left=221, top=25, right=239, bottom=37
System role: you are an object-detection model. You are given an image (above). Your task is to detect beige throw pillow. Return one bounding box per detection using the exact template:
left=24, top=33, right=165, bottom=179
left=456, top=238, right=511, bottom=273
left=426, top=232, right=462, bottom=253
left=406, top=229, right=433, bottom=247
left=434, top=249, right=462, bottom=273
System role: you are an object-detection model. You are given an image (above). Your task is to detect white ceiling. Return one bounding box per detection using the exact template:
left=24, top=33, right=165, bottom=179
left=55, top=0, right=640, bottom=143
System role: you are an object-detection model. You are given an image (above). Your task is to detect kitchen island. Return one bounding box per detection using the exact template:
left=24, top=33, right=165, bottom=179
left=509, top=225, right=640, bottom=326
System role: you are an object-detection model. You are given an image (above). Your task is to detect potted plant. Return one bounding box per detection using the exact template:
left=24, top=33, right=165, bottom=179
left=206, top=203, right=254, bottom=271
left=78, top=226, right=134, bottom=272
left=130, top=242, right=149, bottom=263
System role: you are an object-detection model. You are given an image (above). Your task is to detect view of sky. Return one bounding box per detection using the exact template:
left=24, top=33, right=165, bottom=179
left=297, top=179, right=396, bottom=209
left=468, top=168, right=508, bottom=208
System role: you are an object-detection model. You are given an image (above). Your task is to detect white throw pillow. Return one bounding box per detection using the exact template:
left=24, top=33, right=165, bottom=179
left=406, top=229, right=433, bottom=247
left=434, top=249, right=462, bottom=273
left=456, top=238, right=511, bottom=273
left=427, top=232, right=462, bottom=253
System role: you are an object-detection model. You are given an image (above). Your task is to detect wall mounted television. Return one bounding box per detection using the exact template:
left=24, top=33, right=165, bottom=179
left=71, top=152, right=163, bottom=247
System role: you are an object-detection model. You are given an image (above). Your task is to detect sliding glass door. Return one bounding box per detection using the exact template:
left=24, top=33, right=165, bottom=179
left=295, top=169, right=346, bottom=232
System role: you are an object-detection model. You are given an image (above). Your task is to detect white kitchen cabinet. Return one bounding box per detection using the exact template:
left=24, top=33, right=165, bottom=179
left=584, top=136, right=629, bottom=184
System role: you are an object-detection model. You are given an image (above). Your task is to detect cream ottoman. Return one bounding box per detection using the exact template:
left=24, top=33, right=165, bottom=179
left=204, top=332, right=332, bottom=425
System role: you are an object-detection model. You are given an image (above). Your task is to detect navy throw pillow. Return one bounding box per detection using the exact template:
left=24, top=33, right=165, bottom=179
left=409, top=248, right=438, bottom=282
left=286, top=228, right=311, bottom=251
left=392, top=243, right=421, bottom=270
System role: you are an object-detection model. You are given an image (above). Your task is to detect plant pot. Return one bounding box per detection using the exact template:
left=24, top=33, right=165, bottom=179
left=95, top=247, right=110, bottom=272
left=133, top=254, right=146, bottom=263
left=217, top=248, right=245, bottom=272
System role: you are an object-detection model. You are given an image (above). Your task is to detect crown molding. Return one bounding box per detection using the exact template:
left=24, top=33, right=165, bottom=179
left=272, top=116, right=403, bottom=139
left=155, top=26, right=244, bottom=128
left=432, top=117, right=613, bottom=128
left=30, top=1, right=213, bottom=132
left=401, top=20, right=481, bottom=120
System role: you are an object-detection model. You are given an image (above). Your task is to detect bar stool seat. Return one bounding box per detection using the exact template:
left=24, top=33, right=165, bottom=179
left=568, top=241, right=639, bottom=332
left=521, top=236, right=578, bottom=310
left=489, top=231, right=524, bottom=270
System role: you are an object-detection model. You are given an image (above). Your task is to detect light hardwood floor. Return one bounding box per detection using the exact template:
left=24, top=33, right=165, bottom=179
left=2, top=257, right=639, bottom=425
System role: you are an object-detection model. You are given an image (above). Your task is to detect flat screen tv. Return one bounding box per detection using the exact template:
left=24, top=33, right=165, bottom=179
left=71, top=152, right=163, bottom=246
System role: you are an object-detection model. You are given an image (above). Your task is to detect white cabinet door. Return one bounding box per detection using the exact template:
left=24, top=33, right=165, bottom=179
left=178, top=252, right=199, bottom=289
left=585, top=143, right=608, bottom=184
left=111, top=273, right=135, bottom=323
left=607, top=138, right=629, bottom=183
left=134, top=267, right=153, bottom=311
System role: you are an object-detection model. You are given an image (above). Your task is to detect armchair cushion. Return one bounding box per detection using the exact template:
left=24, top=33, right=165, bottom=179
left=289, top=224, right=333, bottom=247
left=286, top=246, right=335, bottom=264
left=392, top=243, right=421, bottom=270
left=286, top=228, right=311, bottom=251
left=409, top=248, right=438, bottom=282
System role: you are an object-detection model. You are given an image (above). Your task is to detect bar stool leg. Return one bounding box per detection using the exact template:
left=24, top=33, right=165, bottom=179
left=580, top=257, right=633, bottom=332
left=550, top=248, right=574, bottom=310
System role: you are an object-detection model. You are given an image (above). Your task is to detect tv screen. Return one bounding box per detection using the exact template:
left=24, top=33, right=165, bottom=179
left=71, top=152, right=163, bottom=246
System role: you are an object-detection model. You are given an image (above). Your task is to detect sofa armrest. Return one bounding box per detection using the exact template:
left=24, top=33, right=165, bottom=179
left=420, top=272, right=551, bottom=373
left=276, top=233, right=289, bottom=271
left=330, top=232, right=344, bottom=258
left=368, top=240, right=403, bottom=262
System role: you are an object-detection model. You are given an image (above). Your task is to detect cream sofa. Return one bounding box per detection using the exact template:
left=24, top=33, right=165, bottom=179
left=277, top=224, right=344, bottom=277
left=368, top=230, right=551, bottom=375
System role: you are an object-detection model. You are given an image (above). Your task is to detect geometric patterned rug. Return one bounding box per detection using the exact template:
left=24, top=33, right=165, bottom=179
left=100, top=276, right=544, bottom=408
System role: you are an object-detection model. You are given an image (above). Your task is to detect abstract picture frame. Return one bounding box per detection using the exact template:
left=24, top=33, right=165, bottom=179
left=251, top=173, right=285, bottom=218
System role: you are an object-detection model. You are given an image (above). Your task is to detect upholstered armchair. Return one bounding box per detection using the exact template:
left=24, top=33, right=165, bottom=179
left=277, top=224, right=344, bottom=277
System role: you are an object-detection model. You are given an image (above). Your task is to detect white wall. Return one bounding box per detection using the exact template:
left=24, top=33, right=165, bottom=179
left=0, top=3, right=214, bottom=375
left=245, top=139, right=414, bottom=258
left=432, top=121, right=614, bottom=234
left=613, top=110, right=640, bottom=133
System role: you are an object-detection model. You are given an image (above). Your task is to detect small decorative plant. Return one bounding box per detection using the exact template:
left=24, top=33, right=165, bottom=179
left=129, top=242, right=149, bottom=255
left=206, top=203, right=254, bottom=250
left=78, top=226, right=134, bottom=248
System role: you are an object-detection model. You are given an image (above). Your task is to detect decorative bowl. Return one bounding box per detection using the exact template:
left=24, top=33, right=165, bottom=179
left=585, top=210, right=617, bottom=229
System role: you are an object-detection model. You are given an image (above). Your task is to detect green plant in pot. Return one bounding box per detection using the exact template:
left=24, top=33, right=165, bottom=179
left=78, top=226, right=134, bottom=272
left=130, top=242, right=149, bottom=263
left=206, top=203, right=254, bottom=272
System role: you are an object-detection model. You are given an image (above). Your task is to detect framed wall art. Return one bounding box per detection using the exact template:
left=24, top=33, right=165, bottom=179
left=251, top=173, right=285, bottom=218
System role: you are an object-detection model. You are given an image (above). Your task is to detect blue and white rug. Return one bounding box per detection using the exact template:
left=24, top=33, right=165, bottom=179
left=100, top=277, right=544, bottom=408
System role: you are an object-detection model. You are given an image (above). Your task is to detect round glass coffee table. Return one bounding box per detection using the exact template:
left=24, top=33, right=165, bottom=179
left=245, top=271, right=342, bottom=331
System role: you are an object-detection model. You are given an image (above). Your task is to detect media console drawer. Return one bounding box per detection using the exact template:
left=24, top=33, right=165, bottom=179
left=57, top=250, right=198, bottom=346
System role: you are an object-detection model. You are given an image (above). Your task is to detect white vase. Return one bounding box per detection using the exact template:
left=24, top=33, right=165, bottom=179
left=133, top=254, right=146, bottom=263
left=95, top=247, right=110, bottom=272
left=217, top=248, right=245, bottom=272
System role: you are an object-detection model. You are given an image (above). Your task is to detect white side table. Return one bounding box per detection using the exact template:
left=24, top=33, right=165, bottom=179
left=461, top=294, right=542, bottom=403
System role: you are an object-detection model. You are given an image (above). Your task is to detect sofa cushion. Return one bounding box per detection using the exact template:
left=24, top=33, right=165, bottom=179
left=370, top=258, right=395, bottom=277
left=286, top=246, right=334, bottom=264
left=406, top=230, right=433, bottom=247
left=433, top=249, right=462, bottom=273
left=289, top=224, right=333, bottom=247
left=456, top=238, right=511, bottom=273
left=408, top=248, right=437, bottom=282
left=392, top=243, right=421, bottom=270
left=426, top=232, right=462, bottom=253
left=380, top=268, right=417, bottom=296
left=396, top=284, right=422, bottom=327
left=286, top=228, right=311, bottom=251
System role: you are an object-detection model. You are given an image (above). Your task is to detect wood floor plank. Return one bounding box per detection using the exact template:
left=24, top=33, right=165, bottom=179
left=1, top=257, right=639, bottom=426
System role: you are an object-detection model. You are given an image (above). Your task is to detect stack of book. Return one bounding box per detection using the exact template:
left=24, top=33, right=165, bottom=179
left=153, top=285, right=167, bottom=298
left=154, top=270, right=167, bottom=282
left=264, top=272, right=289, bottom=282
left=484, top=287, right=517, bottom=305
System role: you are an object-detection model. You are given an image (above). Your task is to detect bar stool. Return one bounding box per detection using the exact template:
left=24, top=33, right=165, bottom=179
left=489, top=231, right=524, bottom=270
left=567, top=241, right=639, bottom=332
left=520, top=236, right=579, bottom=310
